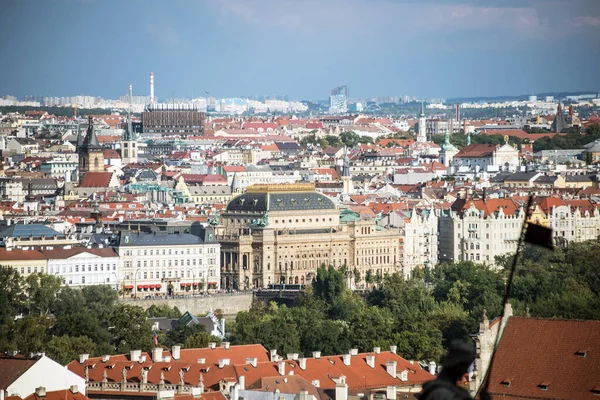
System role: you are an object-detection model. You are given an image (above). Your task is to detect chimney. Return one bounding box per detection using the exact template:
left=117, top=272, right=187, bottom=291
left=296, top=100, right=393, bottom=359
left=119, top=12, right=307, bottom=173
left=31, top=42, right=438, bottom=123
left=70, top=386, right=79, bottom=394
left=366, top=355, right=375, bottom=368
left=386, top=361, right=397, bottom=377
left=246, top=357, right=257, bottom=368
left=335, top=376, right=348, bottom=400
left=386, top=386, right=397, bottom=400
left=278, top=361, right=285, bottom=376
left=342, top=354, right=351, bottom=366
left=238, top=375, right=245, bottom=390
left=312, top=351, right=321, bottom=359
left=218, top=359, right=230, bottom=369
left=140, top=355, right=147, bottom=363
left=299, top=390, right=309, bottom=400
left=350, top=349, right=358, bottom=356
left=150, top=72, right=155, bottom=105
left=171, top=346, right=180, bottom=360
left=286, top=354, right=294, bottom=360
left=428, top=361, right=436, bottom=375
left=373, top=347, right=381, bottom=354
left=270, top=349, right=278, bottom=362
left=291, top=353, right=299, bottom=360
left=197, top=358, right=206, bottom=364
left=152, top=348, right=163, bottom=362
left=223, top=342, right=230, bottom=350
left=130, top=350, right=141, bottom=362
left=209, top=342, right=216, bottom=350
left=101, top=355, right=110, bottom=363
left=35, top=387, right=46, bottom=397
left=389, top=345, right=397, bottom=354
left=79, top=354, right=89, bottom=364
left=299, top=358, right=307, bottom=370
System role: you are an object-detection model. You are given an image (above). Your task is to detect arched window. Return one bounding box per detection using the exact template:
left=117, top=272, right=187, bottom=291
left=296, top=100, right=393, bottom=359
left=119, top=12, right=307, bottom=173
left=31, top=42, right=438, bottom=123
left=94, top=157, right=99, bottom=169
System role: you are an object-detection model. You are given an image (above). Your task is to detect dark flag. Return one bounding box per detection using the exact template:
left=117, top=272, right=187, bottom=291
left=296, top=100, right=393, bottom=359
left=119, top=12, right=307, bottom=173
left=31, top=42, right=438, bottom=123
left=524, top=223, right=554, bottom=250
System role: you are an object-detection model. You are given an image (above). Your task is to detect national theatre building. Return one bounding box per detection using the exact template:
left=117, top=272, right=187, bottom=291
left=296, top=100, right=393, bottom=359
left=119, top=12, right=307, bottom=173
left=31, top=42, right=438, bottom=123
left=215, top=183, right=403, bottom=289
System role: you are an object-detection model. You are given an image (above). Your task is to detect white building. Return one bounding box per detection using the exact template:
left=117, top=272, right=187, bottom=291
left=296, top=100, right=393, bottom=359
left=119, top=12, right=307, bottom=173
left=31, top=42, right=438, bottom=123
left=0, top=355, right=86, bottom=398
left=450, top=142, right=519, bottom=173
left=381, top=208, right=439, bottom=278
left=40, top=158, right=78, bottom=181
left=42, top=247, right=120, bottom=289
left=117, top=227, right=220, bottom=297
left=439, top=197, right=525, bottom=267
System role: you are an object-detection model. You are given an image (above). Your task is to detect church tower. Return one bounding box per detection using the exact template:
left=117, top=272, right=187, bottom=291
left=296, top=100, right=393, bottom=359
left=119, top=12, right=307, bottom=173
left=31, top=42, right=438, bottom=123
left=79, top=116, right=104, bottom=181
left=439, top=128, right=459, bottom=167
left=341, top=148, right=353, bottom=195
left=417, top=101, right=427, bottom=143
left=120, top=84, right=138, bottom=165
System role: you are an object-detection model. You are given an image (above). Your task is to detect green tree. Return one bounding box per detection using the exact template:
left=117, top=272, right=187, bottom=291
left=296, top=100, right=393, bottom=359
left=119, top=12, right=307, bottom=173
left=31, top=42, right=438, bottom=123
left=110, top=304, right=153, bottom=353
left=147, top=304, right=182, bottom=319
left=10, top=316, right=53, bottom=355
left=0, top=265, right=27, bottom=324
left=46, top=335, right=98, bottom=365
left=184, top=331, right=221, bottom=349
left=26, top=273, right=63, bottom=315
left=312, top=264, right=345, bottom=306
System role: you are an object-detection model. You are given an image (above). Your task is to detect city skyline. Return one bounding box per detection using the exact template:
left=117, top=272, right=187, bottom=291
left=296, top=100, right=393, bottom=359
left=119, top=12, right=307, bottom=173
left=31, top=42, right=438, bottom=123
left=1, top=0, right=599, bottom=100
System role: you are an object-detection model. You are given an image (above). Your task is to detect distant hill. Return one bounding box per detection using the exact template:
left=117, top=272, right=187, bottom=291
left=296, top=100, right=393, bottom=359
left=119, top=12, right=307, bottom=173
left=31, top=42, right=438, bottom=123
left=447, top=91, right=598, bottom=103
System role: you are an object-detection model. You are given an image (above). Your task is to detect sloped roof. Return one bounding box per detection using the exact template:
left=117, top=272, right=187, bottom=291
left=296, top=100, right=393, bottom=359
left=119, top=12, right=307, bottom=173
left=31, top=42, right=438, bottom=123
left=0, top=356, right=38, bottom=389
left=487, top=317, right=600, bottom=400
left=79, top=172, right=113, bottom=188
left=454, top=144, right=497, bottom=158
left=0, top=224, right=65, bottom=239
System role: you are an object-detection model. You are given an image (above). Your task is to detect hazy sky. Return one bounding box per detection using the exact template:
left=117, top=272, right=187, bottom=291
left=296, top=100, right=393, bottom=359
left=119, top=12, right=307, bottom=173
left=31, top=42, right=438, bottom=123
left=1, top=0, right=599, bottom=100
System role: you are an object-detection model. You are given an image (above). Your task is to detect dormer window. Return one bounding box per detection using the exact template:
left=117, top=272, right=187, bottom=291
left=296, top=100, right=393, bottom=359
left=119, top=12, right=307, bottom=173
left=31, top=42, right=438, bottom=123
left=575, top=350, right=587, bottom=358
left=538, top=382, right=549, bottom=391
left=500, top=379, right=512, bottom=387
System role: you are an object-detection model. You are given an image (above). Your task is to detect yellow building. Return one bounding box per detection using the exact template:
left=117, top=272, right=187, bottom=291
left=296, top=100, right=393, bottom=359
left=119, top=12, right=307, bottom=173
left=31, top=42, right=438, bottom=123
left=0, top=249, right=48, bottom=276
left=215, top=183, right=403, bottom=289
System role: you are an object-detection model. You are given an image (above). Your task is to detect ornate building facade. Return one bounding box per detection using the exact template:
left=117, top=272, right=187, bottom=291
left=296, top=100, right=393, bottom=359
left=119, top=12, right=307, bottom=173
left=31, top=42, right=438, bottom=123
left=215, top=184, right=403, bottom=289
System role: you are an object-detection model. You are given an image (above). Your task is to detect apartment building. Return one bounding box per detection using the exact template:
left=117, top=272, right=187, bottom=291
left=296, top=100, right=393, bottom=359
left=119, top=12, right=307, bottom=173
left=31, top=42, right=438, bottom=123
left=117, top=227, right=220, bottom=297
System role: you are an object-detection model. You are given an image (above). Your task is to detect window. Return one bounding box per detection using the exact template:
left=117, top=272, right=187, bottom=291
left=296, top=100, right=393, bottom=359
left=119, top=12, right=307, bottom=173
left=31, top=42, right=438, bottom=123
left=82, top=276, right=86, bottom=283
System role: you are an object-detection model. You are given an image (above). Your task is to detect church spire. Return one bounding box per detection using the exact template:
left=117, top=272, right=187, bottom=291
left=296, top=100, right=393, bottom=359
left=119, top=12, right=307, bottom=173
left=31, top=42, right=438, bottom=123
left=420, top=100, right=425, bottom=117
left=342, top=147, right=350, bottom=178
left=123, top=84, right=134, bottom=141
left=82, top=115, right=100, bottom=148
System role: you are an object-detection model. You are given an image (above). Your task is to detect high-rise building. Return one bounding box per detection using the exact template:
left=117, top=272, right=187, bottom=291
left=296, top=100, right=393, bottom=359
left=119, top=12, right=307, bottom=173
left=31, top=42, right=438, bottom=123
left=141, top=103, right=206, bottom=137
left=329, top=85, right=349, bottom=114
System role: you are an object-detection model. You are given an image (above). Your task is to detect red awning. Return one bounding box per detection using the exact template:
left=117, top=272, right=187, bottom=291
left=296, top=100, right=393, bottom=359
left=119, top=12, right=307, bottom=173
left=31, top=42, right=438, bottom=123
left=137, top=285, right=143, bottom=289
left=192, top=282, right=198, bottom=286
left=156, top=284, right=162, bottom=289
left=149, top=284, right=156, bottom=289
left=143, top=284, right=149, bottom=289
left=124, top=285, right=134, bottom=290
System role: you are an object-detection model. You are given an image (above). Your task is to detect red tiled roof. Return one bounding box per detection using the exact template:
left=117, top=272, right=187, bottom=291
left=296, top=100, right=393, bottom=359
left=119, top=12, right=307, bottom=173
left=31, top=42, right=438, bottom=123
left=487, top=317, right=600, bottom=400
left=223, top=166, right=246, bottom=173
left=480, top=129, right=556, bottom=141
left=0, top=249, right=46, bottom=261
left=79, top=172, right=113, bottom=188
left=40, top=247, right=118, bottom=259
left=455, top=144, right=497, bottom=158
left=103, top=149, right=120, bottom=159
left=451, top=198, right=520, bottom=218
left=0, top=356, right=38, bottom=389
left=23, top=389, right=90, bottom=400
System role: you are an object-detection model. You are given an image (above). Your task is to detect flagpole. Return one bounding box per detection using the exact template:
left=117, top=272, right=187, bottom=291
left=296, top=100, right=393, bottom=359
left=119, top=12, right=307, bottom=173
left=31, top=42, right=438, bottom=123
left=478, top=194, right=534, bottom=396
